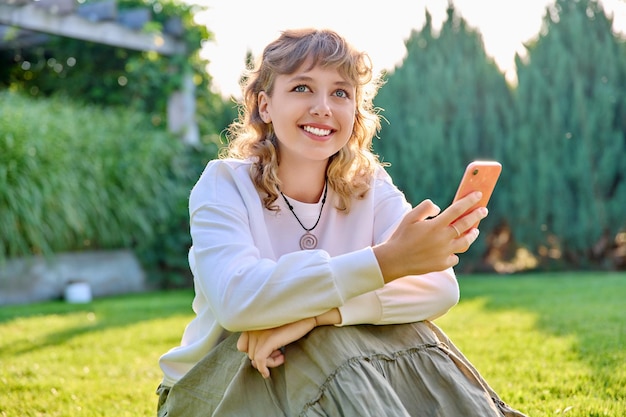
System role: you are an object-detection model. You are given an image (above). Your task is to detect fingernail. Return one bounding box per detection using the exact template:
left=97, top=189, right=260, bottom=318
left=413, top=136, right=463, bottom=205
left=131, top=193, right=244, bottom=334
left=474, top=191, right=483, bottom=199
left=480, top=207, right=488, bottom=216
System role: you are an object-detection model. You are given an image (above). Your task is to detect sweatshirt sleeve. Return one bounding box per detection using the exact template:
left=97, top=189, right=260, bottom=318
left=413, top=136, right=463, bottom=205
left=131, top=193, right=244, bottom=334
left=337, top=268, right=459, bottom=326
left=188, top=161, right=384, bottom=332
left=337, top=168, right=460, bottom=326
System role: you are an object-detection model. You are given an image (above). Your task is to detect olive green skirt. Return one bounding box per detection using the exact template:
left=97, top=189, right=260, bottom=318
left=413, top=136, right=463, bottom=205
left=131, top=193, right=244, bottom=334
left=157, top=321, right=527, bottom=417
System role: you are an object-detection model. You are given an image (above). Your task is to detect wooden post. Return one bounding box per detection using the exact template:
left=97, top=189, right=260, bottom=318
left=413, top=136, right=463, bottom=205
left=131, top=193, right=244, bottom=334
left=167, top=71, right=199, bottom=145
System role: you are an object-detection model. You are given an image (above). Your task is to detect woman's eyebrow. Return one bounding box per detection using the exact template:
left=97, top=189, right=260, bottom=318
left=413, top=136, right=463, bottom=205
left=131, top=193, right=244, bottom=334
left=286, top=74, right=314, bottom=84
left=286, top=74, right=353, bottom=88
left=334, top=80, right=354, bottom=89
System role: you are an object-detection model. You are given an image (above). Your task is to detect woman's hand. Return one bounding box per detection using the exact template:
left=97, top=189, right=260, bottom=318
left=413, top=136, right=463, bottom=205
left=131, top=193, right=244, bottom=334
left=373, top=191, right=487, bottom=282
left=237, top=317, right=316, bottom=379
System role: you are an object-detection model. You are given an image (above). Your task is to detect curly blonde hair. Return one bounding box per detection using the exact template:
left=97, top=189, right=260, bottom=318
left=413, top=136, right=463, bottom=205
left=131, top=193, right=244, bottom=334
left=223, top=28, right=385, bottom=212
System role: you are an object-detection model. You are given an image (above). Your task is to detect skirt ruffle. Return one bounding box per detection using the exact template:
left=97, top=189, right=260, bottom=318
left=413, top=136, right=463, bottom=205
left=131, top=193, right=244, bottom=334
left=160, top=321, right=527, bottom=417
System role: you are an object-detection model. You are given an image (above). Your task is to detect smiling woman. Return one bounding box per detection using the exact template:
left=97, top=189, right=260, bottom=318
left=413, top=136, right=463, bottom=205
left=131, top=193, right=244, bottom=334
left=154, top=27, right=527, bottom=417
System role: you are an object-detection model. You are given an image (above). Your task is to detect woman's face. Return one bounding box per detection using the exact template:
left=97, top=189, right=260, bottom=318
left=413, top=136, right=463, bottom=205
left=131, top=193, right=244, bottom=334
left=258, top=63, right=356, bottom=167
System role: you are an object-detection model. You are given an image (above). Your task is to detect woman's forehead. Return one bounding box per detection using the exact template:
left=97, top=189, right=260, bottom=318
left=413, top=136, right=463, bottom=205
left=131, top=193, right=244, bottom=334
left=285, top=59, right=352, bottom=81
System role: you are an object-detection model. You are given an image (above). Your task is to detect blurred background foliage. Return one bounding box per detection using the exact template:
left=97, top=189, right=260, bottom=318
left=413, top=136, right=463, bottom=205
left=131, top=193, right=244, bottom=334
left=0, top=90, right=219, bottom=288
left=374, top=0, right=626, bottom=272
left=0, top=0, right=625, bottom=290
left=0, top=0, right=236, bottom=287
left=0, top=0, right=211, bottom=118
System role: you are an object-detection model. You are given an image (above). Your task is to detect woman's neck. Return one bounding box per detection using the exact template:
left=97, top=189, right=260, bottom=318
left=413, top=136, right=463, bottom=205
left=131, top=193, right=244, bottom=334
left=278, top=160, right=328, bottom=203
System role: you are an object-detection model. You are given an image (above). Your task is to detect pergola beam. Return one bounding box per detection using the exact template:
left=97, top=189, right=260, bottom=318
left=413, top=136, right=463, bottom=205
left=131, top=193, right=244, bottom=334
left=0, top=3, right=185, bottom=55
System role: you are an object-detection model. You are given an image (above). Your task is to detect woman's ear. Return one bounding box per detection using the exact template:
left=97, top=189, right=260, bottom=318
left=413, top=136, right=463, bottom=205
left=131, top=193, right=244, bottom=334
left=258, top=91, right=271, bottom=123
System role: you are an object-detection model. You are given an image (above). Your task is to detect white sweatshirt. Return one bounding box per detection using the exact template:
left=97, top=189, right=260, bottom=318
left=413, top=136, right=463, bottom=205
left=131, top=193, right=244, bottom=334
left=159, top=158, right=459, bottom=386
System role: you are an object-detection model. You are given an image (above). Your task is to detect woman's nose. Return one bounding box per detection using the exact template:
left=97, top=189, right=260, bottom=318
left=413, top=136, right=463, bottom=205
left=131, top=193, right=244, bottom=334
left=310, top=95, right=332, bottom=117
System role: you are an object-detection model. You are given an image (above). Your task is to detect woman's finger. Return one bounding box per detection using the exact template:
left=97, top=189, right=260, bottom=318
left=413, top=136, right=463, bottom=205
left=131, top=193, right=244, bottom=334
left=452, top=228, right=480, bottom=254
left=436, top=191, right=482, bottom=225
left=450, top=206, right=488, bottom=238
left=236, top=332, right=249, bottom=353
left=253, top=352, right=285, bottom=379
left=404, top=199, right=441, bottom=224
left=266, top=349, right=285, bottom=368
left=254, top=354, right=270, bottom=378
left=247, top=335, right=257, bottom=361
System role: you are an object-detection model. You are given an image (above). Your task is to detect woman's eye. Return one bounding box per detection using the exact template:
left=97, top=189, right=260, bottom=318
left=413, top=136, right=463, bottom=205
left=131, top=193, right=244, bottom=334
left=293, top=85, right=309, bottom=93
left=334, top=89, right=349, bottom=98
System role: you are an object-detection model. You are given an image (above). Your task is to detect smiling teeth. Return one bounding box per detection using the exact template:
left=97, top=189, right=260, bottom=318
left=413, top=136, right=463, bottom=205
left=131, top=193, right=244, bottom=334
left=303, top=126, right=331, bottom=136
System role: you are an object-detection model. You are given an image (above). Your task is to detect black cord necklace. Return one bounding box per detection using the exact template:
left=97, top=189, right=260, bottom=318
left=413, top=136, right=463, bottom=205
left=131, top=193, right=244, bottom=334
left=279, top=181, right=328, bottom=250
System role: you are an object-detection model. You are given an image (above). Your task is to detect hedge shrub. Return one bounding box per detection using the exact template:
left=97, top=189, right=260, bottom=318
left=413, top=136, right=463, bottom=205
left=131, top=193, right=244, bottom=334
left=0, top=91, right=187, bottom=266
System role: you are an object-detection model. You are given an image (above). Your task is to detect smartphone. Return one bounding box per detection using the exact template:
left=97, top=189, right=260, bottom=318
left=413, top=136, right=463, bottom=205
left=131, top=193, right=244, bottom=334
left=452, top=161, right=502, bottom=228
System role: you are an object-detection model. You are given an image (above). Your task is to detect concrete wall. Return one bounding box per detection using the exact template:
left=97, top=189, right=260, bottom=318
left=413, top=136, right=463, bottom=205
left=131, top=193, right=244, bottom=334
left=0, top=250, right=146, bottom=305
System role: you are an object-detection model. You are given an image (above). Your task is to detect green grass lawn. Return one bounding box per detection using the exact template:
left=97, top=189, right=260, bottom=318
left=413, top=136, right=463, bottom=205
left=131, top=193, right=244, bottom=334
left=1, top=272, right=624, bottom=416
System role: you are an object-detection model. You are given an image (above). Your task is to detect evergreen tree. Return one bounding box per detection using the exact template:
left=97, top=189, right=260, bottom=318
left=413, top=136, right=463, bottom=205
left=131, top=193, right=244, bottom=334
left=374, top=4, right=513, bottom=269
left=510, top=0, right=626, bottom=268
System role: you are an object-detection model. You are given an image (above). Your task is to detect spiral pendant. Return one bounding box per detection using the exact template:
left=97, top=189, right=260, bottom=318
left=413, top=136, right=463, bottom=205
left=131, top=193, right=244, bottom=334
left=299, top=232, right=318, bottom=250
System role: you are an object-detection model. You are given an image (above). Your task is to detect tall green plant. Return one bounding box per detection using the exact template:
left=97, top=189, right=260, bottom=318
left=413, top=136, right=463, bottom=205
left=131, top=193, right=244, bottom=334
left=374, top=6, right=513, bottom=270
left=135, top=137, right=220, bottom=288
left=0, top=91, right=185, bottom=263
left=510, top=0, right=626, bottom=268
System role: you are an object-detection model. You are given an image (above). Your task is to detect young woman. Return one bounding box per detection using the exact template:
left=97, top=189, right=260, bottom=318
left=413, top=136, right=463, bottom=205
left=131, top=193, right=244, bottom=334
left=156, top=28, right=527, bottom=417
